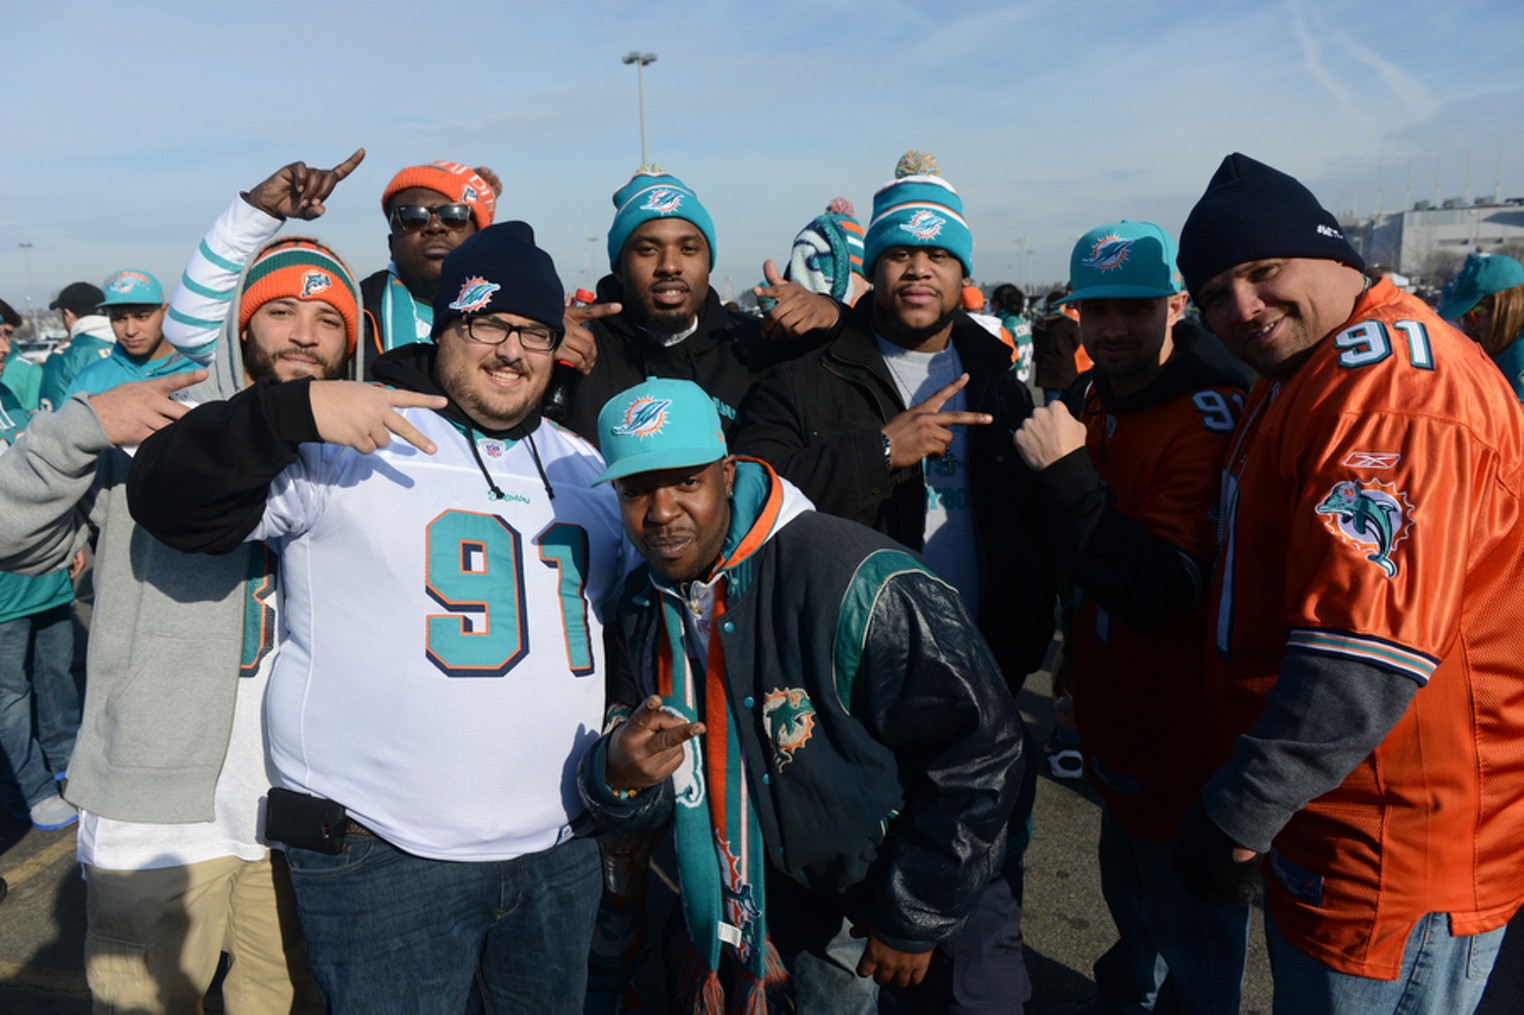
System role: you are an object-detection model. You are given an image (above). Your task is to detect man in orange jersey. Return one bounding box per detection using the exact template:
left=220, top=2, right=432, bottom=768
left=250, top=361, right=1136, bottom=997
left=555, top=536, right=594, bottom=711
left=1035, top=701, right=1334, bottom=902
left=1171, top=153, right=1524, bottom=1015
left=1015, top=220, right=1251, bottom=1015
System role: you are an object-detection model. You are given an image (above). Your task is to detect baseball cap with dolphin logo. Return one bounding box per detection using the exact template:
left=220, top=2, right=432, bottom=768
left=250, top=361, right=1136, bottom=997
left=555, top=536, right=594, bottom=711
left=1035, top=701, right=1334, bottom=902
left=593, top=377, right=728, bottom=485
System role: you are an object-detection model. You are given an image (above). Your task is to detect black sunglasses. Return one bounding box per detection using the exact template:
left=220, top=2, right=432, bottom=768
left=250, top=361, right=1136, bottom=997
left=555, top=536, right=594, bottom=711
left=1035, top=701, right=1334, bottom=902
left=389, top=203, right=473, bottom=233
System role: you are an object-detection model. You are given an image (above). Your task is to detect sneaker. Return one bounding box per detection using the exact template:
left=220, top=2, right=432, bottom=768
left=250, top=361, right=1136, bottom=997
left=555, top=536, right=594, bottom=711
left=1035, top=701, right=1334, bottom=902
left=29, top=794, right=78, bottom=831
left=1042, top=727, right=1086, bottom=780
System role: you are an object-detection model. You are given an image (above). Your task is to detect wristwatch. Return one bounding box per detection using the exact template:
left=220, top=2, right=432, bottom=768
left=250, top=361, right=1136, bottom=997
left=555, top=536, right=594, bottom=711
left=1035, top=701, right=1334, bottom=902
left=882, top=432, right=893, bottom=473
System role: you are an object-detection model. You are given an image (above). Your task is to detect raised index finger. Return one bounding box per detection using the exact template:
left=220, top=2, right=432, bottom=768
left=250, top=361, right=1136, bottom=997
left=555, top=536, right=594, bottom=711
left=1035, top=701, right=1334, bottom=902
left=570, top=301, right=622, bottom=323
left=330, top=147, right=366, bottom=179
left=916, top=372, right=970, bottom=412
left=378, top=388, right=449, bottom=412
left=929, top=410, right=993, bottom=427
left=147, top=369, right=208, bottom=395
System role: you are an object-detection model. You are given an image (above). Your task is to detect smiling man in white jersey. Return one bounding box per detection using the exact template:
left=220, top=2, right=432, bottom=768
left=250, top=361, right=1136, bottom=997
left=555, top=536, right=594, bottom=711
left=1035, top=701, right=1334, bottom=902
left=128, top=219, right=636, bottom=1015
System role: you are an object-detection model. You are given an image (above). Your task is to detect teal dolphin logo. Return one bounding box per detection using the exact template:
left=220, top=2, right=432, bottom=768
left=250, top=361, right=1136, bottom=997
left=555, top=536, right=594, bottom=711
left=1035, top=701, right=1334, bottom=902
left=1316, top=479, right=1412, bottom=578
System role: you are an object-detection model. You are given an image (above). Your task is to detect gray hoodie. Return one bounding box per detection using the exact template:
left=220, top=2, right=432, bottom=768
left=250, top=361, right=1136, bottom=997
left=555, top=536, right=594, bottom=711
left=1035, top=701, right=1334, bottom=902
left=0, top=226, right=363, bottom=823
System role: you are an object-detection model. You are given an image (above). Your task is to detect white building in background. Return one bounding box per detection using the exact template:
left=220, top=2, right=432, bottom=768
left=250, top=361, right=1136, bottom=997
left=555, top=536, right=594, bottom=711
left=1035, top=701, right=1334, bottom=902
left=1340, top=197, right=1524, bottom=284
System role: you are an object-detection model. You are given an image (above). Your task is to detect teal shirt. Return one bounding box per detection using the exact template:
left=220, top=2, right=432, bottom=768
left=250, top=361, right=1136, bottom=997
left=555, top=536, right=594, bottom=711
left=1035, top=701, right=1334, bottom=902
left=1, top=356, right=43, bottom=411
left=39, top=334, right=115, bottom=411
left=0, top=383, right=72, bottom=623
left=65, top=344, right=198, bottom=398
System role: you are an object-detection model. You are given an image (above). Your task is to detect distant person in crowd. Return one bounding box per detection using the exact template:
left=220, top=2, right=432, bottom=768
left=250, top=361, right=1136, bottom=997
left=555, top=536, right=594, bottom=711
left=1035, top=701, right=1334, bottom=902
left=0, top=298, right=43, bottom=409
left=962, top=285, right=1017, bottom=356
left=361, top=160, right=503, bottom=356
left=1015, top=220, right=1252, bottom=1015
left=1438, top=252, right=1524, bottom=402
left=732, top=150, right=1054, bottom=1015
left=39, top=281, right=111, bottom=411
left=1171, top=153, right=1524, bottom=1015
left=0, top=154, right=378, bottom=1013
left=991, top=283, right=1034, bottom=385
left=581, top=377, right=1024, bottom=1013
left=557, top=165, right=844, bottom=444
left=129, top=219, right=634, bottom=1015
left=1032, top=287, right=1081, bottom=403
left=66, top=271, right=198, bottom=397
left=782, top=196, right=871, bottom=305
left=0, top=303, right=80, bottom=834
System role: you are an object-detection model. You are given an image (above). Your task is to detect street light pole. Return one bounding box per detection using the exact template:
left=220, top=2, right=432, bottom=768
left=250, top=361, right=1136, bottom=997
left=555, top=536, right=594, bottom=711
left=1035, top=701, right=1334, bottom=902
left=18, top=242, right=39, bottom=340
left=621, top=51, right=657, bottom=164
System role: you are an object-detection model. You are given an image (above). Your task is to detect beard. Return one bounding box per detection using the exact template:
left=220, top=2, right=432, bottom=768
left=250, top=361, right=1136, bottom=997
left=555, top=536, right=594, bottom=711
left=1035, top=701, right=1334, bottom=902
left=874, top=306, right=958, bottom=350
left=243, top=339, right=347, bottom=383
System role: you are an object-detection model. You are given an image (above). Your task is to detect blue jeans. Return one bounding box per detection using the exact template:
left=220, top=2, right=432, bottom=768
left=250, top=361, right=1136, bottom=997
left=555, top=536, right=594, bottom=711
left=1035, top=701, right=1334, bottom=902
left=1266, top=907, right=1505, bottom=1015
left=0, top=604, right=78, bottom=806
left=1092, top=806, right=1249, bottom=1014
left=284, top=832, right=601, bottom=1015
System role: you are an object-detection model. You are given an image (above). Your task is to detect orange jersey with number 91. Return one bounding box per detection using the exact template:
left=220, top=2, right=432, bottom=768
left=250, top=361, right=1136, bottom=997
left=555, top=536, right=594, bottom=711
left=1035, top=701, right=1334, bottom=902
left=1207, top=279, right=1524, bottom=978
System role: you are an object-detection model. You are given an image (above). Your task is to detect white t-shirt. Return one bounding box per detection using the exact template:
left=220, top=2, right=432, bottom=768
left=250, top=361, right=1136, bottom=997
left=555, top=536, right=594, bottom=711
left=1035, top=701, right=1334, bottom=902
left=874, top=336, right=983, bottom=619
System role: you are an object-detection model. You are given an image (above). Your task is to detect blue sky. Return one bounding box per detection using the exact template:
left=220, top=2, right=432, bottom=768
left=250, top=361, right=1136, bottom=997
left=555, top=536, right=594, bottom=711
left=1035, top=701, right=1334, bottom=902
left=3, top=0, right=1521, bottom=323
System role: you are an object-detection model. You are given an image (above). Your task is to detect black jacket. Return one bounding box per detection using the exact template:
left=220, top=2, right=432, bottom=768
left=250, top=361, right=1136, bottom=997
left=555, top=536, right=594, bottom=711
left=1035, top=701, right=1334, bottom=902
left=728, top=303, right=1056, bottom=687
left=1031, top=310, right=1080, bottom=390
left=558, top=276, right=835, bottom=447
left=580, top=493, right=1023, bottom=951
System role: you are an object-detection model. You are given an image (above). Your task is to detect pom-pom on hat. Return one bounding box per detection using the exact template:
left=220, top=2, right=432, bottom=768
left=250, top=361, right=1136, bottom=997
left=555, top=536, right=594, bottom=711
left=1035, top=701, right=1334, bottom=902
left=1178, top=153, right=1364, bottom=297
left=1060, top=221, right=1184, bottom=304
left=607, top=165, right=717, bottom=271
left=98, top=269, right=166, bottom=308
left=239, top=240, right=362, bottom=355
left=594, top=377, right=728, bottom=486
left=431, top=221, right=565, bottom=339
left=864, top=150, right=973, bottom=276
left=381, top=161, right=498, bottom=231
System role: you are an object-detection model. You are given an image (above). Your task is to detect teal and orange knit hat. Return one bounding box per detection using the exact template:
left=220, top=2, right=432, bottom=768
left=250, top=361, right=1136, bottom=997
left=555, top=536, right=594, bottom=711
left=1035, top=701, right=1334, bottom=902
left=864, top=151, right=973, bottom=276
left=783, top=197, right=867, bottom=302
left=381, top=161, right=498, bottom=231
left=238, top=239, right=362, bottom=354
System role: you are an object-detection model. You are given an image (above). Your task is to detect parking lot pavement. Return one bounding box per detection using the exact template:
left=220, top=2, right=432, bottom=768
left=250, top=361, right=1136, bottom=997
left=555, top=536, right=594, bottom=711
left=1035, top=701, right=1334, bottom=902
left=0, top=656, right=1518, bottom=1012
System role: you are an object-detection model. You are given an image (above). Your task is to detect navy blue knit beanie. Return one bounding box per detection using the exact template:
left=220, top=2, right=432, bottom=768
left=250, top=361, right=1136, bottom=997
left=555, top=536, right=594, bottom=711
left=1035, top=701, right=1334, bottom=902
left=1178, top=153, right=1365, bottom=296
left=431, top=221, right=565, bottom=338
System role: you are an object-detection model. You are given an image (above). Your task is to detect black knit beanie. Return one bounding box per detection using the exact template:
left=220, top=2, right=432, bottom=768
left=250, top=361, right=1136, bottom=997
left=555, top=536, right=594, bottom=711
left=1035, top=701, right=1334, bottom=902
left=431, top=221, right=564, bottom=338
left=1178, top=153, right=1365, bottom=296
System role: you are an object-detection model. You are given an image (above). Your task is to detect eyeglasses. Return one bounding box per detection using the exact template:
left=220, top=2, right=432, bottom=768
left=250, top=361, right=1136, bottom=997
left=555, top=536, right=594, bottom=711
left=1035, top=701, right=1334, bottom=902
left=458, top=317, right=562, bottom=352
left=388, top=203, right=473, bottom=233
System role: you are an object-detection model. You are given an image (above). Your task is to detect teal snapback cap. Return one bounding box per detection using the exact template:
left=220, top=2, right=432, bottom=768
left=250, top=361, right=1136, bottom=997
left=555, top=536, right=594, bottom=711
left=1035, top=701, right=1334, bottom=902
left=98, top=269, right=165, bottom=308
left=594, top=377, right=728, bottom=485
left=1060, top=221, right=1183, bottom=303
left=1436, top=254, right=1524, bottom=320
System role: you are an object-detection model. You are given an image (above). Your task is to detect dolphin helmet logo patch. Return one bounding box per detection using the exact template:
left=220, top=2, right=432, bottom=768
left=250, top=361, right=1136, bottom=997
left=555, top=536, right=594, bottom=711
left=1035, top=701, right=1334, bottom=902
left=1082, top=235, right=1133, bottom=272
left=762, top=688, right=817, bottom=769
left=898, top=209, right=946, bottom=241
left=107, top=270, right=152, bottom=293
left=449, top=276, right=500, bottom=313
left=299, top=270, right=332, bottom=298
left=611, top=396, right=671, bottom=439
left=1315, top=479, right=1415, bottom=578
left=641, top=188, right=684, bottom=215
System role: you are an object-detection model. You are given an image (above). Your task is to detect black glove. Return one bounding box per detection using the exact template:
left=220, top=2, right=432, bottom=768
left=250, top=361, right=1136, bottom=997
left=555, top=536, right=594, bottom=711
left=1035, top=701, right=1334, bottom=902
left=1170, top=799, right=1262, bottom=907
